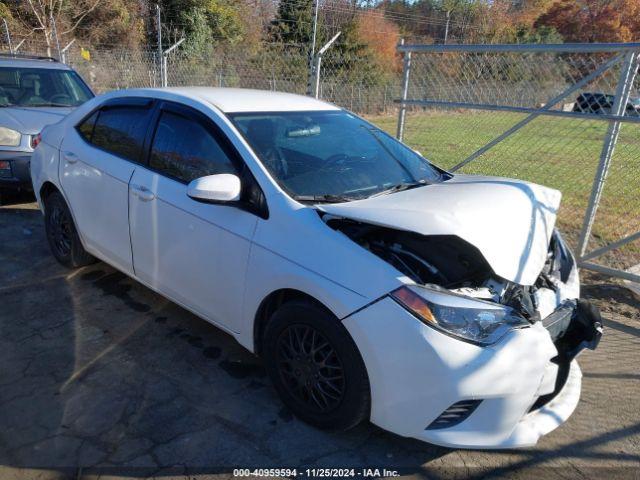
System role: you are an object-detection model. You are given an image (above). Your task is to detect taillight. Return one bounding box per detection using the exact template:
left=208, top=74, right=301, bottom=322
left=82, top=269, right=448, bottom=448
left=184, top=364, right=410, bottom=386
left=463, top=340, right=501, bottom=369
left=31, top=133, right=42, bottom=149
left=0, top=160, right=11, bottom=178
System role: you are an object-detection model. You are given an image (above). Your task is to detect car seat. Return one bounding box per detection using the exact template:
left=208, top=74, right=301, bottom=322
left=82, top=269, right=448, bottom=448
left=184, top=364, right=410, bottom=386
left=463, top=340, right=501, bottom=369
left=17, top=74, right=46, bottom=106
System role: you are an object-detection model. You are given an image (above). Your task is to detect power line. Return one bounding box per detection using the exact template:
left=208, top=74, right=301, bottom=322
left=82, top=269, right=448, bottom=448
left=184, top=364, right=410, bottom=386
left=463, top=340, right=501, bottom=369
left=273, top=0, right=479, bottom=30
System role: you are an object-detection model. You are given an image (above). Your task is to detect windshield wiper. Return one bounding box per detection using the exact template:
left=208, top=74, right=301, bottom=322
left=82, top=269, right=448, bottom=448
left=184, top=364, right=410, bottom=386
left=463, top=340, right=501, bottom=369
left=294, top=194, right=355, bottom=204
left=368, top=181, right=428, bottom=198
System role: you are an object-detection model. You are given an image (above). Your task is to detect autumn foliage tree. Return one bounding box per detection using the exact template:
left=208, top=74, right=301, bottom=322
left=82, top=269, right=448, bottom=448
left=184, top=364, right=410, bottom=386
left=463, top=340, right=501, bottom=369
left=355, top=9, right=401, bottom=74
left=1, top=0, right=639, bottom=57
left=535, top=0, right=640, bottom=42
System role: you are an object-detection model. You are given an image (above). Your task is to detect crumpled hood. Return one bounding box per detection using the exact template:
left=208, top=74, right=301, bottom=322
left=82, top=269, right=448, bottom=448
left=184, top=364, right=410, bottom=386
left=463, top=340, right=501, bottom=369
left=0, top=107, right=72, bottom=134
left=319, top=175, right=562, bottom=286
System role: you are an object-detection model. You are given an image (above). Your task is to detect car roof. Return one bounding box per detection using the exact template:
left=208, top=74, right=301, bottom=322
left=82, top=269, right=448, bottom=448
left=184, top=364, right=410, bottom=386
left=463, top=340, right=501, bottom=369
left=160, top=87, right=341, bottom=113
left=0, top=57, right=72, bottom=70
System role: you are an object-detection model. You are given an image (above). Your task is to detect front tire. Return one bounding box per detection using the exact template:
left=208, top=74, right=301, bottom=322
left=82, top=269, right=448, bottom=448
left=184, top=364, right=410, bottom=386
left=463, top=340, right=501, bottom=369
left=44, top=191, right=95, bottom=268
left=262, top=300, right=370, bottom=430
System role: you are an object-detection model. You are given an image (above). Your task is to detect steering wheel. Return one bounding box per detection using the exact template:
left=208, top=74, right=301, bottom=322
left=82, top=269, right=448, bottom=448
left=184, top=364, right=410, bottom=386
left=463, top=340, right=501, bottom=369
left=321, top=153, right=350, bottom=169
left=49, top=94, right=73, bottom=105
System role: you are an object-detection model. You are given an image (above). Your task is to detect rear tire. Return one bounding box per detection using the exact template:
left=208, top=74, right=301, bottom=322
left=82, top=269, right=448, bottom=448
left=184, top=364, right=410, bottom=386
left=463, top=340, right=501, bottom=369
left=44, top=191, right=95, bottom=268
left=262, top=300, right=370, bottom=430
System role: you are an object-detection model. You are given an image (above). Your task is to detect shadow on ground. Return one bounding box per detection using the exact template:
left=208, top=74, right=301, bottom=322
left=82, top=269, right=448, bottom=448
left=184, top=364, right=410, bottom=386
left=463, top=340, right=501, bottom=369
left=1, top=204, right=639, bottom=479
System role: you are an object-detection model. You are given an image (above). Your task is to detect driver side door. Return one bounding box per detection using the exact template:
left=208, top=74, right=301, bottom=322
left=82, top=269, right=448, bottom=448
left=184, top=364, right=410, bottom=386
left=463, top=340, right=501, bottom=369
left=128, top=101, right=259, bottom=332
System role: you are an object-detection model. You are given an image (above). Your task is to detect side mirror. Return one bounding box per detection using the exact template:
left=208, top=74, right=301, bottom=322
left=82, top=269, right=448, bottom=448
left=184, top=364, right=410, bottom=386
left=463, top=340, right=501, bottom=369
left=187, top=174, right=241, bottom=203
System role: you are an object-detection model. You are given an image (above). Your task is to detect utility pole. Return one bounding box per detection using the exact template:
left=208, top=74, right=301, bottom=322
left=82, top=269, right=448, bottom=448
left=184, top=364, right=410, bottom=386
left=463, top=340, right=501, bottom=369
left=444, top=10, right=450, bottom=44
left=307, top=0, right=320, bottom=96
left=156, top=4, right=163, bottom=87
left=311, top=0, right=319, bottom=57
left=2, top=19, right=12, bottom=54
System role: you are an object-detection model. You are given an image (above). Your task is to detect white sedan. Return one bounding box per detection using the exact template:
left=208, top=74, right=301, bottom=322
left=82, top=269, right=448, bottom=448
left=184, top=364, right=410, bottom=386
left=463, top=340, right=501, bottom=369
left=30, top=87, right=602, bottom=449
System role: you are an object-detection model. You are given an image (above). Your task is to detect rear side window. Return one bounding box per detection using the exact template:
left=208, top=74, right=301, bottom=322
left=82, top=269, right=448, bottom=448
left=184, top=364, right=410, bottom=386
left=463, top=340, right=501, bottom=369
left=91, top=106, right=150, bottom=162
left=149, top=111, right=238, bottom=183
left=77, top=111, right=98, bottom=142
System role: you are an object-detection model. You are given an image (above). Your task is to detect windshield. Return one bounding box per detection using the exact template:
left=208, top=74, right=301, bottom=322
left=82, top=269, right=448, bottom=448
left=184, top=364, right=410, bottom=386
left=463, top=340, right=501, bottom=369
left=0, top=67, right=93, bottom=107
left=230, top=111, right=447, bottom=202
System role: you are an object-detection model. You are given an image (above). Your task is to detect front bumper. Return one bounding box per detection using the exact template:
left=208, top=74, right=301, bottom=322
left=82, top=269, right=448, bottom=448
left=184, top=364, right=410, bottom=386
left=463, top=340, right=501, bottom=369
left=343, top=295, right=602, bottom=449
left=0, top=151, right=33, bottom=191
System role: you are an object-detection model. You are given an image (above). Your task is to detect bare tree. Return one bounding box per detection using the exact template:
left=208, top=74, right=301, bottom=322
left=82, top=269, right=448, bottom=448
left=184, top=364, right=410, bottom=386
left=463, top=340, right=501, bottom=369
left=21, top=0, right=101, bottom=56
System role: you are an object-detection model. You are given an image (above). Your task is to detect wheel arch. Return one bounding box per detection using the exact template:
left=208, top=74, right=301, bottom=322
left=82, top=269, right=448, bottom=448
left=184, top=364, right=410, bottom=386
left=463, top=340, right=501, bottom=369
left=253, top=288, right=336, bottom=357
left=39, top=180, right=91, bottom=254
left=39, top=181, right=60, bottom=202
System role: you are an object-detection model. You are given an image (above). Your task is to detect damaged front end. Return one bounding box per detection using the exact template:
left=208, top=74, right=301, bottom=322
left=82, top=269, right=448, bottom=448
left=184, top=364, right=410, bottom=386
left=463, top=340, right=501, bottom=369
left=325, top=216, right=602, bottom=359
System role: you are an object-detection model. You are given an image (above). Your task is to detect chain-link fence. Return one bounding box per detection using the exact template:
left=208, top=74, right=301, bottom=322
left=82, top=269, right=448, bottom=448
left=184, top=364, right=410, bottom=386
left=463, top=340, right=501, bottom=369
left=69, top=49, right=161, bottom=90
left=163, top=47, right=310, bottom=93
left=1, top=39, right=639, bottom=281
left=10, top=42, right=397, bottom=115
left=394, top=43, right=640, bottom=281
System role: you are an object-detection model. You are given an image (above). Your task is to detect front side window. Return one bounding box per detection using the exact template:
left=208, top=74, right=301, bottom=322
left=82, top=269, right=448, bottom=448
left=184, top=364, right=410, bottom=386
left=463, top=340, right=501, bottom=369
left=91, top=107, right=150, bottom=162
left=149, top=111, right=238, bottom=183
left=0, top=67, right=93, bottom=107
left=230, top=111, right=446, bottom=202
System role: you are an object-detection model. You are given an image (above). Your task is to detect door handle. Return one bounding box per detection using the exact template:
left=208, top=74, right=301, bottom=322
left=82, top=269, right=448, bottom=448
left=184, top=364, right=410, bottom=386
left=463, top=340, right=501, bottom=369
left=130, top=184, right=155, bottom=202
left=63, top=151, right=78, bottom=164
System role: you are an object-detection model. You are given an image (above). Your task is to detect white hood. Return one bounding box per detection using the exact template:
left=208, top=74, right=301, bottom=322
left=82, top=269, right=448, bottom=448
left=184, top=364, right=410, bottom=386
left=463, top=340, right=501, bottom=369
left=319, top=175, right=562, bottom=286
left=0, top=106, right=72, bottom=134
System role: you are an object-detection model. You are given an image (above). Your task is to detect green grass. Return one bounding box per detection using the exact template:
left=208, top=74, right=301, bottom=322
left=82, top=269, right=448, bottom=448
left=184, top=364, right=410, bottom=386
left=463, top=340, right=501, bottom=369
left=366, top=110, right=640, bottom=267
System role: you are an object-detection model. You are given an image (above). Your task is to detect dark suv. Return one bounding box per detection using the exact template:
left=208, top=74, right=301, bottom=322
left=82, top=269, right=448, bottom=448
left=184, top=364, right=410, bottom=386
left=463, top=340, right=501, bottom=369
left=573, top=92, right=640, bottom=116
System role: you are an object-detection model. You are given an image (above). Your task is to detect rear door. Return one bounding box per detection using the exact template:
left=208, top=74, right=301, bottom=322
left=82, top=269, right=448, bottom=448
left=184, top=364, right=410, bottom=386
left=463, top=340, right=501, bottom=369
left=128, top=101, right=259, bottom=332
left=59, top=98, right=154, bottom=274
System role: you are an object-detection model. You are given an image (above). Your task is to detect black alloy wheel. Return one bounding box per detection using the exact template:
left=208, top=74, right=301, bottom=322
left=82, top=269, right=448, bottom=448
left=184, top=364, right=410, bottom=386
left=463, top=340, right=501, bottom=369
left=276, top=324, right=346, bottom=413
left=44, top=191, right=95, bottom=268
left=263, top=300, right=370, bottom=430
left=48, top=200, right=73, bottom=258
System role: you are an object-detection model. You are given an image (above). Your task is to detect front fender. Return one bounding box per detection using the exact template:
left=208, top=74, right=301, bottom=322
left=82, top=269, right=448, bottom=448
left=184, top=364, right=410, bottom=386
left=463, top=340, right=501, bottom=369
left=237, top=241, right=373, bottom=353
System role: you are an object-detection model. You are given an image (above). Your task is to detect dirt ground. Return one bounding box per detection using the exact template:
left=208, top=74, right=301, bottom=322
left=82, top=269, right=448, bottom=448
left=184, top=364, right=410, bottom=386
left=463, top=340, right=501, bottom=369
left=1, top=199, right=639, bottom=480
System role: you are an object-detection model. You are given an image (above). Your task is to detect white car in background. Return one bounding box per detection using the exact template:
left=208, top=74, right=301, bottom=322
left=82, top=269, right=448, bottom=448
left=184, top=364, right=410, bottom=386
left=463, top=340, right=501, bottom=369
left=30, top=87, right=602, bottom=449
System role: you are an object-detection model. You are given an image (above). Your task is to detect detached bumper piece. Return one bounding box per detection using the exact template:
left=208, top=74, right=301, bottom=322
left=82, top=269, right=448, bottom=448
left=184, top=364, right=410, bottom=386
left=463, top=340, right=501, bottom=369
left=531, top=298, right=603, bottom=413
left=543, top=298, right=603, bottom=360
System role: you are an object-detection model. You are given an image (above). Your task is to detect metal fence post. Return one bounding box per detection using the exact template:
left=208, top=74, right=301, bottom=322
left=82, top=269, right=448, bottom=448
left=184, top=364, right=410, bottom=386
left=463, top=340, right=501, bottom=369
left=60, top=39, right=76, bottom=64
left=162, top=55, right=168, bottom=87
left=156, top=4, right=163, bottom=86
left=577, top=51, right=639, bottom=257
left=306, top=55, right=315, bottom=96
left=161, top=38, right=184, bottom=88
left=313, top=32, right=341, bottom=100
left=396, top=38, right=411, bottom=141
left=313, top=53, right=323, bottom=99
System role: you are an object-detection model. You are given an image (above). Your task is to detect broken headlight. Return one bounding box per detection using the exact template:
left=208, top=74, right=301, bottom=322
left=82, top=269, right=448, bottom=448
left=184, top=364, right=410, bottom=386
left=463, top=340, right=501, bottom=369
left=391, top=285, right=529, bottom=345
